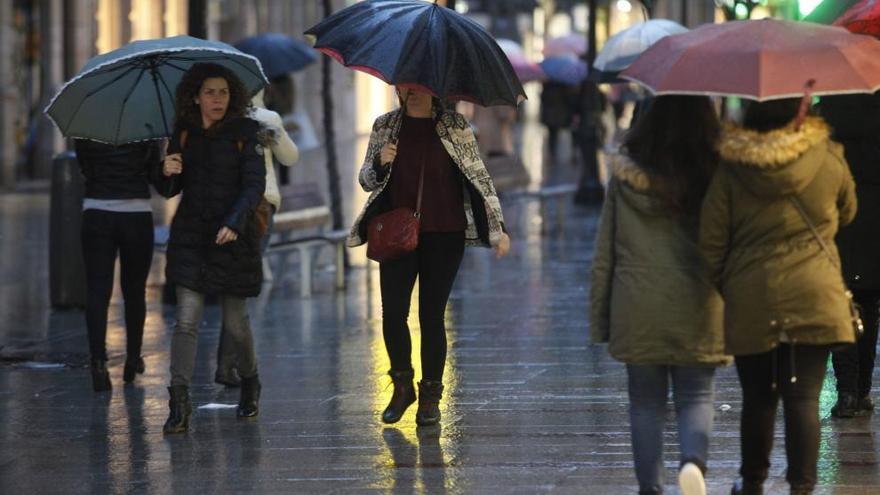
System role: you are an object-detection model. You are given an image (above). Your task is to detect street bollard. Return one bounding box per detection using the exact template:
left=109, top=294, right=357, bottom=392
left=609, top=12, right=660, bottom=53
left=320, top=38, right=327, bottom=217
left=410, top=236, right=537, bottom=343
left=49, top=150, right=87, bottom=309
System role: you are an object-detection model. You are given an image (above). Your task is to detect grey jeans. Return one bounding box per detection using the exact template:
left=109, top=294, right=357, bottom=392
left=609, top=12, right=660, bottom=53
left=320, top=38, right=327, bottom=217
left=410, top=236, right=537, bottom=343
left=170, top=286, right=257, bottom=387
left=627, top=364, right=716, bottom=494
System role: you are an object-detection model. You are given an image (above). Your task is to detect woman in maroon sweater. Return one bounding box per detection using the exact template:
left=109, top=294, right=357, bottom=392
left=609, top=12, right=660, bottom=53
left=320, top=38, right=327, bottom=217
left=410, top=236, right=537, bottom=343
left=366, top=87, right=511, bottom=426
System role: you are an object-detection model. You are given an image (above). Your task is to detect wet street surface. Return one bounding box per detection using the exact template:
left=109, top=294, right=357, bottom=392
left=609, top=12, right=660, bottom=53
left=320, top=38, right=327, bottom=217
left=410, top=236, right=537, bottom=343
left=2, top=131, right=880, bottom=494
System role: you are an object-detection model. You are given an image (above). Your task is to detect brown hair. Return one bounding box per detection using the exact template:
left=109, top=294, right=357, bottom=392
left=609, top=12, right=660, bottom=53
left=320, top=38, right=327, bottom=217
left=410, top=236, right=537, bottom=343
left=173, top=63, right=252, bottom=130
left=622, top=95, right=720, bottom=216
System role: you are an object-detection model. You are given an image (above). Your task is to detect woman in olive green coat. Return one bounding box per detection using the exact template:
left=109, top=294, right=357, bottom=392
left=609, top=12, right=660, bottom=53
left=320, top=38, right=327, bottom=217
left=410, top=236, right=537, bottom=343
left=591, top=96, right=729, bottom=495
left=699, top=99, right=857, bottom=495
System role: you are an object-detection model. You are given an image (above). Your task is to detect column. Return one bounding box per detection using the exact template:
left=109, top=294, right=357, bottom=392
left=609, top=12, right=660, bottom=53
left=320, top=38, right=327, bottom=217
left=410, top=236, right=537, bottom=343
left=0, top=1, right=17, bottom=188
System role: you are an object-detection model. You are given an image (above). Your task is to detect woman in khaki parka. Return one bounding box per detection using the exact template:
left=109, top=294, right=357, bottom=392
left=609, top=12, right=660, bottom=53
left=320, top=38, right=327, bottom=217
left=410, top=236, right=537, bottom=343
left=699, top=99, right=857, bottom=495
left=591, top=96, right=730, bottom=495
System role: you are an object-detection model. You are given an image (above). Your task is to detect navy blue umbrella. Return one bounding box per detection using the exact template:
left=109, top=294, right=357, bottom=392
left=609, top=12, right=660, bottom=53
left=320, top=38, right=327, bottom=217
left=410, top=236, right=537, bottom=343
left=304, top=0, right=525, bottom=107
left=234, top=33, right=318, bottom=80
left=539, top=56, right=588, bottom=86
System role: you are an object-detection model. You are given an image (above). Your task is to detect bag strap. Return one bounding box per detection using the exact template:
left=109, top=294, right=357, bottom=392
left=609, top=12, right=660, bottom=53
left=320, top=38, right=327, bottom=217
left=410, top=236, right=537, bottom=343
left=789, top=196, right=838, bottom=267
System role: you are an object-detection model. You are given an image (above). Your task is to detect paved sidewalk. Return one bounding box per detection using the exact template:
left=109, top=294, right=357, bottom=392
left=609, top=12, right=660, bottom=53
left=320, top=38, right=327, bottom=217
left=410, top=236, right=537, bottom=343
left=1, top=125, right=879, bottom=494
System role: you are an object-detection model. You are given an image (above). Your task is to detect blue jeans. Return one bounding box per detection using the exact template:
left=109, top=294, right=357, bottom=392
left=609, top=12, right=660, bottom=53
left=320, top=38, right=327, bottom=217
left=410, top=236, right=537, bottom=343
left=627, top=364, right=716, bottom=494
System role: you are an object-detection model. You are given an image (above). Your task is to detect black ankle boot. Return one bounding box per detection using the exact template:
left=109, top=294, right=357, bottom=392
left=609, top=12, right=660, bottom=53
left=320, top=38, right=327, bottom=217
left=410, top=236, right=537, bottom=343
left=859, top=394, right=875, bottom=413
left=237, top=375, right=261, bottom=418
left=731, top=478, right=763, bottom=495
left=831, top=393, right=859, bottom=418
left=163, top=385, right=192, bottom=434
left=123, top=356, right=145, bottom=383
left=415, top=380, right=444, bottom=426
left=90, top=358, right=111, bottom=392
left=382, top=369, right=416, bottom=424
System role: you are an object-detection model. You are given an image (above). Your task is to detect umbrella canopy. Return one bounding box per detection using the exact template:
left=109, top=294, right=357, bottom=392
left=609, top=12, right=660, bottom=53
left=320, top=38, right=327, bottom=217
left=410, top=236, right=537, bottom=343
left=304, top=0, right=525, bottom=107
left=234, top=33, right=318, bottom=79
left=834, top=0, right=880, bottom=36
left=496, top=38, right=524, bottom=56
left=539, top=56, right=588, bottom=86
left=45, top=35, right=268, bottom=145
left=594, top=19, right=688, bottom=74
left=543, top=34, right=587, bottom=58
left=496, top=38, right=544, bottom=83
left=507, top=53, right=545, bottom=83
left=620, top=19, right=880, bottom=101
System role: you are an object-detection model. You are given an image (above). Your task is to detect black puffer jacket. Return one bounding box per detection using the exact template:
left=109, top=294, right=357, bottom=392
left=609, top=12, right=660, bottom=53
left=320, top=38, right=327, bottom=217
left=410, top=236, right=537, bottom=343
left=821, top=93, right=880, bottom=290
left=155, top=117, right=266, bottom=298
left=75, top=139, right=160, bottom=199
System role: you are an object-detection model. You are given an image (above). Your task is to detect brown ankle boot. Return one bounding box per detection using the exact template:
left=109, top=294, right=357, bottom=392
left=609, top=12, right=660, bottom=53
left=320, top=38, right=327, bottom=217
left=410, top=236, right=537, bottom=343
left=415, top=380, right=444, bottom=426
left=382, top=369, right=416, bottom=424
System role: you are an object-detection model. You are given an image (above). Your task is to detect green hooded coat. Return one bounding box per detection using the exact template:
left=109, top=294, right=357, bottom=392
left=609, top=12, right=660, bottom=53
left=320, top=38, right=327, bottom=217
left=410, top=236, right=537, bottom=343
left=699, top=116, right=858, bottom=356
left=590, top=154, right=730, bottom=366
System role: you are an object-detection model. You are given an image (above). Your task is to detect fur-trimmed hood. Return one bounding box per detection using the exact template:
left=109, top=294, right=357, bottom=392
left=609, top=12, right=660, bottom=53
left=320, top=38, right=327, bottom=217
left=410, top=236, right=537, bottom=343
left=608, top=153, right=668, bottom=215
left=719, top=116, right=836, bottom=197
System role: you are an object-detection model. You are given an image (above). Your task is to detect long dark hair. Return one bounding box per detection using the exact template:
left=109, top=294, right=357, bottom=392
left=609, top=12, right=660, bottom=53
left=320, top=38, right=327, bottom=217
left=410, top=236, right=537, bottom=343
left=621, top=95, right=720, bottom=215
left=174, top=63, right=251, bottom=130
left=742, top=98, right=800, bottom=133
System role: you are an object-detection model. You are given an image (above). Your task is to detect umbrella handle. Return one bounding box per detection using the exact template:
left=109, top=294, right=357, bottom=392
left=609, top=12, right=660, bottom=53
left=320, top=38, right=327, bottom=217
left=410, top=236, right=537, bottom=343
left=794, top=79, right=816, bottom=132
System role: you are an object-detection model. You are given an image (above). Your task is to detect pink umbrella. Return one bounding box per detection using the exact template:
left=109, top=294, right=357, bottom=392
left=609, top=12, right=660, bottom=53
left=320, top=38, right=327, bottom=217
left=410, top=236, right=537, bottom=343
left=543, top=34, right=587, bottom=58
left=620, top=19, right=880, bottom=101
left=506, top=52, right=545, bottom=83
left=496, top=38, right=545, bottom=82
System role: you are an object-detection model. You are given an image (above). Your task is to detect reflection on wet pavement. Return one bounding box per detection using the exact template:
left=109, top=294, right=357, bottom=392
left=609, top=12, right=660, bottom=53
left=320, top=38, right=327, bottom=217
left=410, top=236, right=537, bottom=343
left=2, top=116, right=880, bottom=494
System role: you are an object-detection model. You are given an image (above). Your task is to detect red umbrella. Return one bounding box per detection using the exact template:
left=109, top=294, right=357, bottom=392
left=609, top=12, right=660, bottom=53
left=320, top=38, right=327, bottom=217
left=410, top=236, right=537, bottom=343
left=620, top=19, right=880, bottom=101
left=835, top=0, right=880, bottom=36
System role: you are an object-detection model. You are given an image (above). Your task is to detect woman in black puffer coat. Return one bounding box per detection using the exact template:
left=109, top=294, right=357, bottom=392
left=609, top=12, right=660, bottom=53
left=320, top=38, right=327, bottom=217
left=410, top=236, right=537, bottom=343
left=155, top=63, right=266, bottom=434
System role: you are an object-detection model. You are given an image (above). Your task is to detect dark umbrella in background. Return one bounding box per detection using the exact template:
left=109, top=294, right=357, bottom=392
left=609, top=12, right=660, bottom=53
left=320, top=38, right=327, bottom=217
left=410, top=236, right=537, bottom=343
left=304, top=0, right=526, bottom=108
left=234, top=33, right=318, bottom=80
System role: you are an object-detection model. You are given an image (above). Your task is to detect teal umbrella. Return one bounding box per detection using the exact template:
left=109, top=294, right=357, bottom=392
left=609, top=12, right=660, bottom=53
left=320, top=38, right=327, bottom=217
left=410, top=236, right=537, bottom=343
left=45, top=35, right=268, bottom=145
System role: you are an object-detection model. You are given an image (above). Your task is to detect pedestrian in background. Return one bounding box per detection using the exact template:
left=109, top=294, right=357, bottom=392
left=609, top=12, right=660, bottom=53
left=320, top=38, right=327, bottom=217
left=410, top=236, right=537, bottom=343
left=539, top=81, right=575, bottom=163
left=819, top=92, right=880, bottom=418
left=591, top=95, right=728, bottom=495
left=75, top=138, right=160, bottom=391
left=214, top=88, right=299, bottom=388
left=700, top=99, right=857, bottom=495
left=156, top=63, right=266, bottom=434
left=349, top=87, right=510, bottom=427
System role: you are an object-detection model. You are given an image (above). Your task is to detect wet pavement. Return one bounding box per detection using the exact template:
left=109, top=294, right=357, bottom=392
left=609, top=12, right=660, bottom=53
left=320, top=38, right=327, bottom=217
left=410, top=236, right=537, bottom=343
left=2, top=123, right=880, bottom=495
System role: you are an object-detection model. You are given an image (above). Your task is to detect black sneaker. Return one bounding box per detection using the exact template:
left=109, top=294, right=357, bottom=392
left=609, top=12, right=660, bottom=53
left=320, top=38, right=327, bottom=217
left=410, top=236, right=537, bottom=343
left=831, top=393, right=859, bottom=418
left=859, top=395, right=875, bottom=414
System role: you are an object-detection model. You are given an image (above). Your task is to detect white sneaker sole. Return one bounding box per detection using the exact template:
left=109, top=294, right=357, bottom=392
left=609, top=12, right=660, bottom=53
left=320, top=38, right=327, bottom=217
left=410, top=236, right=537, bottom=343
left=678, top=462, right=706, bottom=495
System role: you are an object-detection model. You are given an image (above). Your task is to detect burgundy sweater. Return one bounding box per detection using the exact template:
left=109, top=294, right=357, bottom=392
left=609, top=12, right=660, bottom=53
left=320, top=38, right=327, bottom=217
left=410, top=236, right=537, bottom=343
left=390, top=115, right=467, bottom=233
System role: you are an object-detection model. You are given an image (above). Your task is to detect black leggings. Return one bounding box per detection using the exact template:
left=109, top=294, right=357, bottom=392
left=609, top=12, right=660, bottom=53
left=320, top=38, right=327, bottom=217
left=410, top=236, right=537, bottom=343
left=379, top=231, right=465, bottom=382
left=81, top=210, right=154, bottom=361
left=832, top=289, right=880, bottom=396
left=735, top=344, right=832, bottom=491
